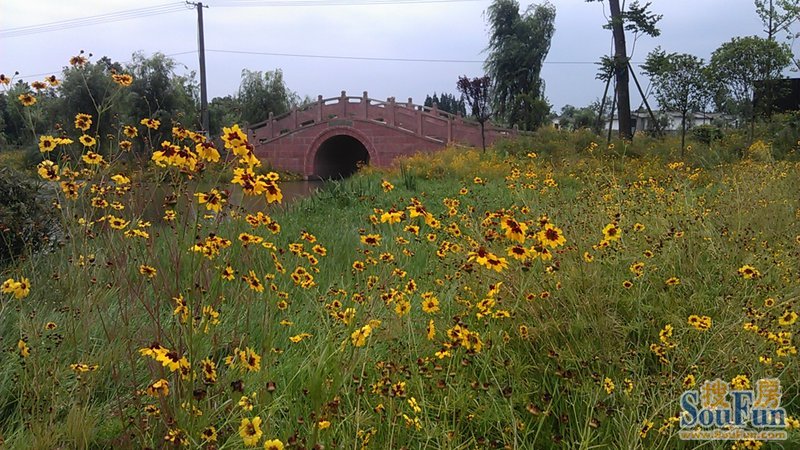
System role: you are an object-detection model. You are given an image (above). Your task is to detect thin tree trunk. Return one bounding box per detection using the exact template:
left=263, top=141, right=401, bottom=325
left=680, top=113, right=687, bottom=157
left=609, top=0, right=632, bottom=140
left=480, top=122, right=486, bottom=152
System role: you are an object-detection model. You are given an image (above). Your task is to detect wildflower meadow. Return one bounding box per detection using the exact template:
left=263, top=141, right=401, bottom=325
left=2, top=59, right=800, bottom=450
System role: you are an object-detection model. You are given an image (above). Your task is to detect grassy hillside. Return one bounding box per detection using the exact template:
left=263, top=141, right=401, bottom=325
left=2, top=132, right=800, bottom=449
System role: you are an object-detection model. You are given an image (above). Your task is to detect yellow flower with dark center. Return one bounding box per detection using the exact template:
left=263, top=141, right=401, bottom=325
left=37, top=160, right=59, bottom=181
left=45, top=75, right=59, bottom=86
left=139, top=265, right=157, bottom=278
left=119, top=140, right=132, bottom=151
left=111, top=73, right=133, bottom=86
left=602, top=223, right=621, bottom=242
left=779, top=310, right=798, bottom=326
left=633, top=222, right=645, bottom=232
left=665, top=277, right=681, bottom=286
left=0, top=73, right=10, bottom=85
left=221, top=264, right=235, bottom=281
left=427, top=319, right=436, bottom=340
left=38, top=135, right=57, bottom=152
left=731, top=374, right=751, bottom=390
left=381, top=180, right=394, bottom=192
left=146, top=379, right=170, bottom=397
left=239, top=347, right=261, bottom=372
left=630, top=262, right=645, bottom=277
left=264, top=439, right=285, bottom=450
left=538, top=223, right=566, bottom=248
left=640, top=419, right=654, bottom=439
left=201, top=426, right=217, bottom=442
left=501, top=216, right=527, bottom=243
left=243, top=270, right=264, bottom=292
left=82, top=151, right=104, bottom=165
left=239, top=416, right=263, bottom=447
left=421, top=296, right=440, bottom=314
left=360, top=234, right=381, bottom=246
left=18, top=93, right=36, bottom=106
left=603, top=377, right=615, bottom=394
left=17, top=339, right=30, bottom=358
left=196, top=141, right=221, bottom=162
left=264, top=181, right=283, bottom=204
left=583, top=251, right=594, bottom=262
left=140, top=118, right=161, bottom=130
left=738, top=265, right=760, bottom=279
left=200, top=357, right=217, bottom=384
left=70, top=55, right=87, bottom=66
left=222, top=124, right=248, bottom=149
left=380, top=210, right=404, bottom=224
left=687, top=314, right=712, bottom=331
left=683, top=374, right=696, bottom=388
left=123, top=125, right=138, bottom=138
left=622, top=280, right=633, bottom=289
left=79, top=135, right=97, bottom=148
left=195, top=189, right=226, bottom=213
left=75, top=113, right=92, bottom=131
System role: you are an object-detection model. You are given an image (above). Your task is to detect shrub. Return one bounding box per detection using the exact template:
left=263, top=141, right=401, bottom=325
left=691, top=124, right=724, bottom=146
left=0, top=167, right=57, bottom=264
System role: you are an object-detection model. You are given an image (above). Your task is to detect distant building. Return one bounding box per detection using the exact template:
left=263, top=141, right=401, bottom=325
left=603, top=110, right=736, bottom=134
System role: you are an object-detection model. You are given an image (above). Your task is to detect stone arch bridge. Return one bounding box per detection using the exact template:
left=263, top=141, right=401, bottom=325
left=247, top=91, right=516, bottom=179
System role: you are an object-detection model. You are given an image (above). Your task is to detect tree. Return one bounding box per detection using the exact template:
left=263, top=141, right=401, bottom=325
left=424, top=92, right=467, bottom=116
left=642, top=48, right=711, bottom=154
left=485, top=0, right=556, bottom=130
left=586, top=0, right=662, bottom=140
left=457, top=75, right=493, bottom=152
left=238, top=69, right=298, bottom=125
left=124, top=52, right=199, bottom=149
left=708, top=36, right=792, bottom=134
left=558, top=104, right=598, bottom=130
left=208, top=95, right=241, bottom=136
left=755, top=0, right=800, bottom=41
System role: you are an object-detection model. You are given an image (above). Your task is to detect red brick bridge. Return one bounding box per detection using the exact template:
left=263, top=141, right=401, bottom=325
left=247, top=91, right=516, bottom=179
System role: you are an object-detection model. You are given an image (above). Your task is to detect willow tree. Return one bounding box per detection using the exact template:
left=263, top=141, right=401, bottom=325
left=485, top=0, right=556, bottom=131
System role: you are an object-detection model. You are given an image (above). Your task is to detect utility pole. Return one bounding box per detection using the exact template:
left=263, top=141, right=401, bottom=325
left=189, top=1, right=209, bottom=134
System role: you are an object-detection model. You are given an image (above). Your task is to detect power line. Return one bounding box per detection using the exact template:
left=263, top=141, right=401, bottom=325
left=214, top=0, right=487, bottom=6
left=206, top=48, right=641, bottom=65
left=0, top=3, right=189, bottom=39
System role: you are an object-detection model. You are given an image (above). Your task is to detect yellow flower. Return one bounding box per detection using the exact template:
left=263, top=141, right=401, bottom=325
left=603, top=377, right=615, bottom=394
left=37, top=160, right=59, bottom=181
left=239, top=416, right=263, bottom=447
left=17, top=340, right=30, bottom=358
left=79, top=135, right=97, bottom=148
left=538, top=224, right=566, bottom=248
left=18, top=93, right=36, bottom=106
left=111, top=73, right=133, bottom=86
left=779, top=310, right=798, bottom=326
left=146, top=379, right=170, bottom=397
left=75, top=113, right=92, bottom=131
left=140, top=118, right=161, bottom=130
left=738, top=265, right=761, bottom=279
left=263, top=439, right=284, bottom=450
left=139, top=265, right=157, bottom=278
left=82, top=151, right=104, bottom=165
left=38, top=135, right=58, bottom=152
left=602, top=223, right=621, bottom=242
left=351, top=324, right=372, bottom=347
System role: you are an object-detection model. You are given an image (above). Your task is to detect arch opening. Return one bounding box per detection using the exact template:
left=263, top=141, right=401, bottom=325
left=313, top=134, right=370, bottom=179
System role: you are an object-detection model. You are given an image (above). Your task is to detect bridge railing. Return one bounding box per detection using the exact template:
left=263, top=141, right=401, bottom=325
left=248, top=91, right=515, bottom=145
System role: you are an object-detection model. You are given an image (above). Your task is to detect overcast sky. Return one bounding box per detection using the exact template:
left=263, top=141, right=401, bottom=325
left=1, top=0, right=791, bottom=115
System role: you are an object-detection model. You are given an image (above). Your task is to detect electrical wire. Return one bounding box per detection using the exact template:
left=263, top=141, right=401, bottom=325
left=14, top=51, right=198, bottom=81
left=0, top=3, right=188, bottom=38
left=213, top=0, right=486, bottom=6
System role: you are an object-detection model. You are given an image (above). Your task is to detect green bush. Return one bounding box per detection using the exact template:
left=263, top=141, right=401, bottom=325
left=0, top=167, right=57, bottom=265
left=691, top=124, right=724, bottom=146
